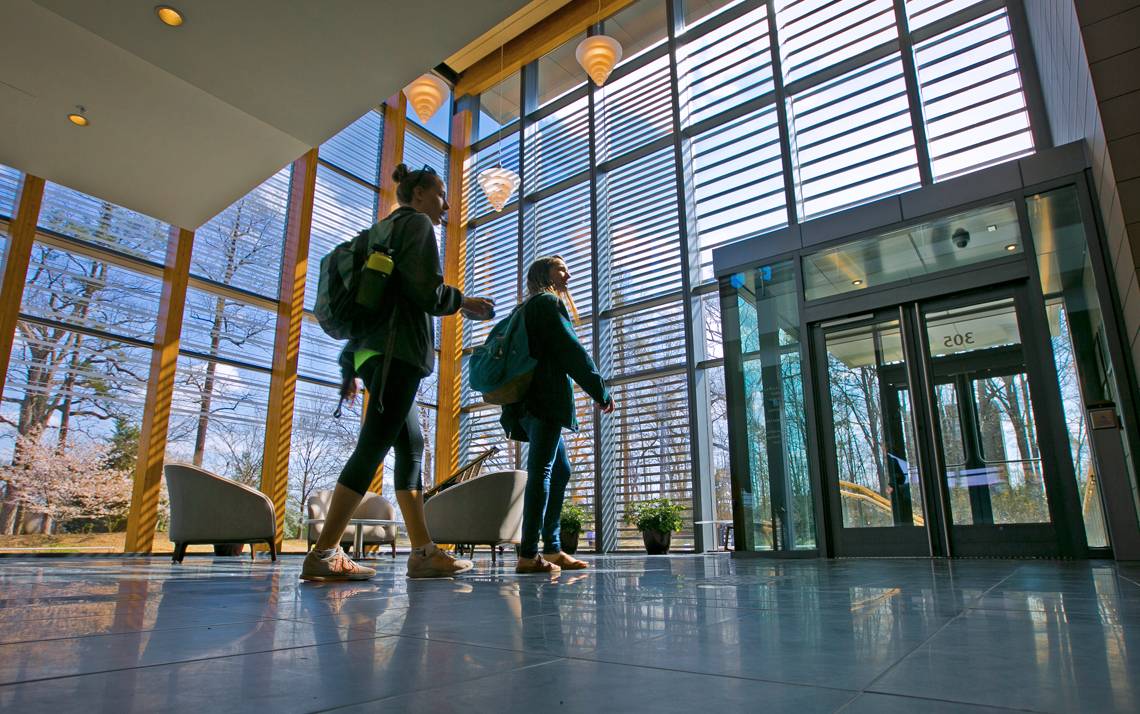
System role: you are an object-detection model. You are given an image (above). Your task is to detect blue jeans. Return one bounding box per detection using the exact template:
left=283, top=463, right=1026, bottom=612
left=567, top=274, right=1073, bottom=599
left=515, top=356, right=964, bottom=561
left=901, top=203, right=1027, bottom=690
left=519, top=414, right=572, bottom=559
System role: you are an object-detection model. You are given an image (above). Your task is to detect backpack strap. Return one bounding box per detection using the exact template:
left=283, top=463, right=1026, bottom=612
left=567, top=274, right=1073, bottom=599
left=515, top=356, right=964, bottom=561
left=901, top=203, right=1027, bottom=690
left=365, top=210, right=415, bottom=415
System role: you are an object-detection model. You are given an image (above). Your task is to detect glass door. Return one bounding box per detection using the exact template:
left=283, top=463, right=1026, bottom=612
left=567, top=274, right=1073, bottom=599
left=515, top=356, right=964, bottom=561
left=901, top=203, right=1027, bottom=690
left=814, top=286, right=1075, bottom=557
left=917, top=292, right=1068, bottom=557
left=814, top=310, right=932, bottom=556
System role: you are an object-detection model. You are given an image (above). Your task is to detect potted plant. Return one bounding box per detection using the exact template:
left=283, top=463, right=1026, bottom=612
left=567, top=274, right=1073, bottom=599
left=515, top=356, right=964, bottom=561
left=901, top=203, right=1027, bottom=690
left=559, top=501, right=588, bottom=555
left=626, top=498, right=684, bottom=555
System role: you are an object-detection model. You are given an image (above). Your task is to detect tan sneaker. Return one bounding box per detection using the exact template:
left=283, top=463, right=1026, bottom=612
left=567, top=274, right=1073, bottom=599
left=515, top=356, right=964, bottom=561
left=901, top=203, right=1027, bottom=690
left=300, top=547, right=376, bottom=582
left=407, top=547, right=474, bottom=578
left=546, top=552, right=588, bottom=570
left=516, top=554, right=561, bottom=575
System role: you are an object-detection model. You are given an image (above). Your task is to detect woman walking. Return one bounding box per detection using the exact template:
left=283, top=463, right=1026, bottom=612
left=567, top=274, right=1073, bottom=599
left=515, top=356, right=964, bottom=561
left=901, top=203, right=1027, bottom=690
left=502, top=256, right=616, bottom=574
left=301, top=163, right=494, bottom=581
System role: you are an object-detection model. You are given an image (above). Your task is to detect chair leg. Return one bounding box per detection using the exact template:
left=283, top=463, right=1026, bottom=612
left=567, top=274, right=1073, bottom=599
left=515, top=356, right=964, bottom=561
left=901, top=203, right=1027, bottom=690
left=250, top=544, right=256, bottom=562
left=269, top=539, right=277, bottom=562
left=391, top=541, right=396, bottom=558
left=172, top=542, right=187, bottom=564
left=492, top=546, right=497, bottom=565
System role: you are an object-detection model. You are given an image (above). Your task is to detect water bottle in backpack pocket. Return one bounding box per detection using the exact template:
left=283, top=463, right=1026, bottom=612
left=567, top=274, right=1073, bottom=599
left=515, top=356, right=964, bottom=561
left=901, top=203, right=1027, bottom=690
left=314, top=220, right=397, bottom=340
left=470, top=298, right=537, bottom=405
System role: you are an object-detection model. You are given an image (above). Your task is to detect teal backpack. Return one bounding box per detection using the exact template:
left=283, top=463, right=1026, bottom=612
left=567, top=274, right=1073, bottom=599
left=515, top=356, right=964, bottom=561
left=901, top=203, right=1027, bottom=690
left=470, top=297, right=537, bottom=405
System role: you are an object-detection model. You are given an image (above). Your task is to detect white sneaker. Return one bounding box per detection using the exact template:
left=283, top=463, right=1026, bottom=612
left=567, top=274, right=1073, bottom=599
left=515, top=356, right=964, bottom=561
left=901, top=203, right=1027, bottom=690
left=300, top=547, right=376, bottom=582
left=407, top=547, right=474, bottom=578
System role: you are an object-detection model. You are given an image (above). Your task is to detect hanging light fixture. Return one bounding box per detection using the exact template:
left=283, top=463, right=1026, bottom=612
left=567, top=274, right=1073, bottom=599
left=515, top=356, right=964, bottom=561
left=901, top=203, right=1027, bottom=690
left=403, top=73, right=448, bottom=124
left=576, top=0, right=623, bottom=86
left=477, top=41, right=519, bottom=212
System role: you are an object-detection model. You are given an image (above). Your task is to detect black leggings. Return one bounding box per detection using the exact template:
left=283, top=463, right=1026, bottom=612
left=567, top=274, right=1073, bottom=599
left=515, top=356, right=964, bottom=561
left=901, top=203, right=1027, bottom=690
left=336, top=355, right=424, bottom=495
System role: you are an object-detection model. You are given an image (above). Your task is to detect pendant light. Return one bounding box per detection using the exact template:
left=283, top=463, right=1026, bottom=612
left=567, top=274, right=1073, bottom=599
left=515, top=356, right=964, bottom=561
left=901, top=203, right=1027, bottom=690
left=576, top=0, right=623, bottom=86
left=477, top=42, right=519, bottom=212
left=403, top=73, right=449, bottom=124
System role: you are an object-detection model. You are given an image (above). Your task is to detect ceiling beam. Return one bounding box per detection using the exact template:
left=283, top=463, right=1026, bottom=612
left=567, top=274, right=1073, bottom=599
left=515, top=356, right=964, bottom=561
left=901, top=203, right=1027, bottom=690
left=454, top=0, right=637, bottom=98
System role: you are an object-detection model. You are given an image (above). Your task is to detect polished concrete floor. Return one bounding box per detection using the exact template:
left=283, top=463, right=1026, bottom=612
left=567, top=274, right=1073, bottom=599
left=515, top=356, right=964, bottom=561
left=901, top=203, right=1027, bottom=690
left=0, top=553, right=1137, bottom=713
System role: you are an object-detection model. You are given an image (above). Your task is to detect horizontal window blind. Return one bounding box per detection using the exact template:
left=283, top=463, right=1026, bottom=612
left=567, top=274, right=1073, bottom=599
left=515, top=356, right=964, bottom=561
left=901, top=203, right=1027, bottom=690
left=600, top=301, right=687, bottom=377
left=166, top=355, right=271, bottom=482
left=604, top=372, right=694, bottom=550
left=526, top=181, right=594, bottom=318
left=192, top=167, right=290, bottom=299
left=459, top=406, right=514, bottom=472
left=6, top=322, right=150, bottom=432
left=598, top=55, right=674, bottom=164
left=403, top=127, right=449, bottom=179
left=565, top=390, right=597, bottom=539
left=304, top=165, right=377, bottom=311
left=22, top=243, right=162, bottom=341
left=297, top=315, right=346, bottom=384
left=319, top=110, right=383, bottom=186
left=691, top=104, right=788, bottom=281
left=1, top=164, right=20, bottom=218
left=906, top=0, right=987, bottom=30
left=38, top=183, right=170, bottom=263
left=915, top=10, right=1034, bottom=180
left=788, top=54, right=921, bottom=219
left=525, top=93, right=590, bottom=194
left=180, top=287, right=277, bottom=369
left=776, top=0, right=898, bottom=85
left=598, top=148, right=682, bottom=311
left=684, top=0, right=747, bottom=32
left=288, top=380, right=361, bottom=526
left=680, top=3, right=774, bottom=127
left=462, top=210, right=519, bottom=349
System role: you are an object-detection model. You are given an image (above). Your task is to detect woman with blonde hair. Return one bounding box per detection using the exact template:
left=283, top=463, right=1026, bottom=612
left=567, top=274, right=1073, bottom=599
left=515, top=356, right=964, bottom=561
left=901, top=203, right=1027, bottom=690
left=502, top=256, right=615, bottom=574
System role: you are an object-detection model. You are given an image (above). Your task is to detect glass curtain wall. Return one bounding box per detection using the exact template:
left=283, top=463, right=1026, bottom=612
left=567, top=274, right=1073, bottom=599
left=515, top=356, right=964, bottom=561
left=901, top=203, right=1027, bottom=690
left=0, top=93, right=451, bottom=552
left=460, top=0, right=1037, bottom=550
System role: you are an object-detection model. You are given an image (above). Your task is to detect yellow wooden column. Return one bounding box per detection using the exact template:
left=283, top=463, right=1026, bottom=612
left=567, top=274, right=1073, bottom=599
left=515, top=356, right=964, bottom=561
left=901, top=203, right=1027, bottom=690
left=260, top=148, right=319, bottom=549
left=377, top=93, right=408, bottom=219
left=435, top=108, right=472, bottom=486
left=0, top=174, right=45, bottom=399
left=124, top=226, right=194, bottom=552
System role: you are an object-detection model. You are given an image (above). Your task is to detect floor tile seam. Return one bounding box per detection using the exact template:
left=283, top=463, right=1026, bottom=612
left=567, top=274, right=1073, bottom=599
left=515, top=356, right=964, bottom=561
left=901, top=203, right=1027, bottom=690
left=556, top=650, right=868, bottom=695
left=0, top=630, right=402, bottom=689
left=0, top=615, right=304, bottom=647
left=308, top=658, right=572, bottom=714
left=329, top=625, right=626, bottom=656
left=856, top=566, right=1023, bottom=695
left=838, top=689, right=1050, bottom=713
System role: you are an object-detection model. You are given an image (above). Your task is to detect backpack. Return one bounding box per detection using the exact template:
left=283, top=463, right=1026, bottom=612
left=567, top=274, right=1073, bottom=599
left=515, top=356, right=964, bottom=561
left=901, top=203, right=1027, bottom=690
left=314, top=218, right=397, bottom=340
left=470, top=297, right=538, bottom=405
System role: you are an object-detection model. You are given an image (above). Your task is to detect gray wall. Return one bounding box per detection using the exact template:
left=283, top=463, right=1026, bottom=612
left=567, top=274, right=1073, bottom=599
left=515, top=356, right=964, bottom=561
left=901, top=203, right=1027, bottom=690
left=1024, top=0, right=1140, bottom=378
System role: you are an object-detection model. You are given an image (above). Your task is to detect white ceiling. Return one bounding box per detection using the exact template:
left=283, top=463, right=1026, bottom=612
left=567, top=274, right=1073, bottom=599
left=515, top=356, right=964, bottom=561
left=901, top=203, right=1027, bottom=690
left=0, top=0, right=530, bottom=229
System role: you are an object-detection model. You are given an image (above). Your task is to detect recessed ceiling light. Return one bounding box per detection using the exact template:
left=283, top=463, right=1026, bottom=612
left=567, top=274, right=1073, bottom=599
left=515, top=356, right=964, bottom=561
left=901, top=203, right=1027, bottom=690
left=987, top=225, right=998, bottom=232
left=852, top=279, right=863, bottom=286
left=155, top=5, right=184, bottom=26
left=67, top=106, right=89, bottom=127
left=1005, top=244, right=1017, bottom=252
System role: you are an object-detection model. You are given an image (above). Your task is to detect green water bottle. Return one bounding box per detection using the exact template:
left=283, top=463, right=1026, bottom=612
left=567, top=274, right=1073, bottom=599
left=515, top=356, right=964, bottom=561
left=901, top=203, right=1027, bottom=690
left=356, top=250, right=394, bottom=310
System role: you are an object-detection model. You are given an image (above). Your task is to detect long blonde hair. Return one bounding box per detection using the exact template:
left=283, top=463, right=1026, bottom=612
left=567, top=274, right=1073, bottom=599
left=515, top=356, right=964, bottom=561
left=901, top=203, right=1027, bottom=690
left=525, top=255, right=579, bottom=323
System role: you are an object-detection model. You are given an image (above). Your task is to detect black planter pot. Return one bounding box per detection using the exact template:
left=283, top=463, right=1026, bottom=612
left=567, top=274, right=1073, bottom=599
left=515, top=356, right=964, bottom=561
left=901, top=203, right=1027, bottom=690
left=562, top=530, right=580, bottom=555
left=642, top=529, right=672, bottom=555
left=213, top=543, right=245, bottom=556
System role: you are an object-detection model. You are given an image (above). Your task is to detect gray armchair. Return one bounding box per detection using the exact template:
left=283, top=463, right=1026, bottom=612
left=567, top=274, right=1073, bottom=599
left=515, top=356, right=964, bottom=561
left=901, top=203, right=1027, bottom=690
left=423, top=470, right=526, bottom=563
left=165, top=463, right=277, bottom=563
left=306, top=490, right=398, bottom=557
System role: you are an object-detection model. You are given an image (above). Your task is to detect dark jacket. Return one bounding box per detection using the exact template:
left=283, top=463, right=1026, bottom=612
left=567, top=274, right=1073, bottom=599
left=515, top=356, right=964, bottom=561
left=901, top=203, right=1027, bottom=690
left=350, top=206, right=463, bottom=377
left=501, top=292, right=610, bottom=440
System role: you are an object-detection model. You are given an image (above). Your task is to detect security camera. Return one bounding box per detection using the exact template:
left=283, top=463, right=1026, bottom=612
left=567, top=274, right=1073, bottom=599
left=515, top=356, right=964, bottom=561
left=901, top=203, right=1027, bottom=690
left=951, top=228, right=970, bottom=249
